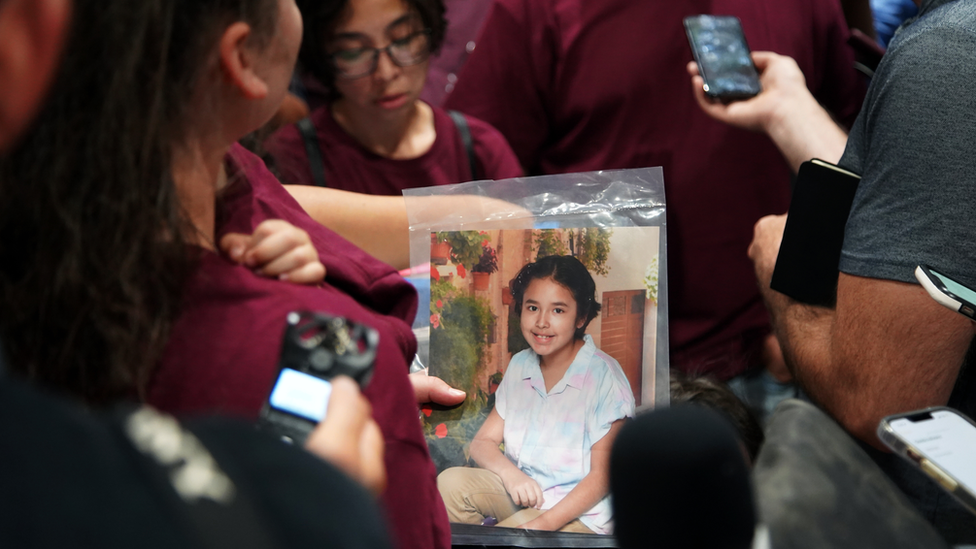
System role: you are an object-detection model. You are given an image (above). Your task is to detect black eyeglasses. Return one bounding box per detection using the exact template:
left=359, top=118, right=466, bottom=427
left=330, top=30, right=432, bottom=79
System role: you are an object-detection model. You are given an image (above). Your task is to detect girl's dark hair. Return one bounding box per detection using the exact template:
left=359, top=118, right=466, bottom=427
left=0, top=0, right=277, bottom=405
left=510, top=255, right=601, bottom=340
left=296, top=0, right=447, bottom=100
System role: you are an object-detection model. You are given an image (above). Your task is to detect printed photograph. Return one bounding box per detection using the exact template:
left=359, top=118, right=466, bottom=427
left=423, top=227, right=661, bottom=535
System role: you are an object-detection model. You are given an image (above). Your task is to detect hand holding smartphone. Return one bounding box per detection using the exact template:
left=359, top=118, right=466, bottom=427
left=879, top=407, right=976, bottom=514
left=684, top=15, right=762, bottom=102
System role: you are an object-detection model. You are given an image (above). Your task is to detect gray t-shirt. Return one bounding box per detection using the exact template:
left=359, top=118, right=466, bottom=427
left=840, top=0, right=976, bottom=289
left=836, top=0, right=976, bottom=542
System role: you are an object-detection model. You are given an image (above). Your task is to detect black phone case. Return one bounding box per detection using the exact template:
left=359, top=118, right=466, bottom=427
left=683, top=15, right=761, bottom=100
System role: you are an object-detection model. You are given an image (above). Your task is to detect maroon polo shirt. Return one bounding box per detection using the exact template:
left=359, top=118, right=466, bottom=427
left=445, top=0, right=867, bottom=378
left=264, top=105, right=523, bottom=194
left=149, top=144, right=450, bottom=549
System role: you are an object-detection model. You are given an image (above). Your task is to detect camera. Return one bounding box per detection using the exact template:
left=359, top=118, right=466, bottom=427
left=257, top=311, right=378, bottom=445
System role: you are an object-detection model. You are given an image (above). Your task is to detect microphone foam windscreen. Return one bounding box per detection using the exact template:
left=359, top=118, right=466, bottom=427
left=610, top=405, right=756, bottom=549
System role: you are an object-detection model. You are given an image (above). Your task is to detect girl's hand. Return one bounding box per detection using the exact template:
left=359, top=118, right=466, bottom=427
left=220, top=219, right=326, bottom=285
left=501, top=469, right=545, bottom=509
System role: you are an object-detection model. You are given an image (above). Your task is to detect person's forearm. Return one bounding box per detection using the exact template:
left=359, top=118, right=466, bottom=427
left=763, top=275, right=974, bottom=449
left=529, top=470, right=607, bottom=531
left=762, top=288, right=837, bottom=406
left=469, top=438, right=522, bottom=480
left=287, top=187, right=535, bottom=272
left=286, top=186, right=410, bottom=270
left=765, top=95, right=849, bottom=173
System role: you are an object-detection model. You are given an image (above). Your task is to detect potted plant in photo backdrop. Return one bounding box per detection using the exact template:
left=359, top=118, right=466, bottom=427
left=471, top=243, right=498, bottom=291
left=425, top=274, right=495, bottom=473
left=435, top=230, right=485, bottom=280
left=431, top=233, right=451, bottom=265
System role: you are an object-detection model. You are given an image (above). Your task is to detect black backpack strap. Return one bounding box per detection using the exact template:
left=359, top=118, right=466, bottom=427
left=297, top=117, right=328, bottom=188
left=448, top=110, right=481, bottom=181
left=116, top=405, right=280, bottom=549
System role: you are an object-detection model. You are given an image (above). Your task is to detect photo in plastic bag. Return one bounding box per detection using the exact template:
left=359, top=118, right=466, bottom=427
left=424, top=227, right=660, bottom=534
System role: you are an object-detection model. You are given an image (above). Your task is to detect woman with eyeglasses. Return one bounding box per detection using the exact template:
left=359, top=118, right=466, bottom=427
left=263, top=0, right=523, bottom=196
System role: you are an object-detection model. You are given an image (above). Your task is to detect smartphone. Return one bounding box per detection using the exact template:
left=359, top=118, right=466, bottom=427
left=915, top=264, right=976, bottom=319
left=257, top=311, right=378, bottom=445
left=879, top=407, right=976, bottom=514
left=683, top=15, right=762, bottom=101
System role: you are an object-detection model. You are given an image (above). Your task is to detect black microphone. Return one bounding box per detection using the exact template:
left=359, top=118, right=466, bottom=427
left=610, top=405, right=756, bottom=549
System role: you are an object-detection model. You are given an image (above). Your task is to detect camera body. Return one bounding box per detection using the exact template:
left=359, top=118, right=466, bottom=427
left=257, top=311, right=378, bottom=445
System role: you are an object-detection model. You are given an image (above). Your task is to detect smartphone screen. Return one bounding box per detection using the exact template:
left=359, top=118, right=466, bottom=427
left=888, top=410, right=976, bottom=494
left=268, top=368, right=333, bottom=422
left=684, top=15, right=761, bottom=99
left=928, top=267, right=976, bottom=307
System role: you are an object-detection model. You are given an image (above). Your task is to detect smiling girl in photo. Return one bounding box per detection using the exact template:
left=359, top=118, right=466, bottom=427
left=437, top=255, right=635, bottom=534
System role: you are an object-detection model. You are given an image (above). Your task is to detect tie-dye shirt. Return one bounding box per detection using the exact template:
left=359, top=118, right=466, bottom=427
left=494, top=335, right=635, bottom=534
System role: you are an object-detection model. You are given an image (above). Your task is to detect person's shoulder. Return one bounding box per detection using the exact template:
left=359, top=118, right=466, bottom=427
left=887, top=2, right=976, bottom=59
left=508, top=348, right=537, bottom=369
left=443, top=109, right=524, bottom=179
left=581, top=340, right=630, bottom=386
left=460, top=112, right=513, bottom=147
left=227, top=142, right=273, bottom=174
left=588, top=347, right=624, bottom=377
left=265, top=118, right=303, bottom=150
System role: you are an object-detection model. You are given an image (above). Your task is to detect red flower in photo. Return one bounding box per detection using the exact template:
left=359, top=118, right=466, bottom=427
left=435, top=424, right=448, bottom=438
left=456, top=263, right=466, bottom=279
left=430, top=313, right=441, bottom=329
left=435, top=299, right=443, bottom=309
left=431, top=266, right=440, bottom=281
left=421, top=406, right=433, bottom=417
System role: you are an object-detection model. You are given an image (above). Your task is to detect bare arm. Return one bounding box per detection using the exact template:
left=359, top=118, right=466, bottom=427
left=287, top=186, right=534, bottom=271
left=520, top=420, right=624, bottom=531
left=469, top=408, right=545, bottom=509
left=287, top=186, right=410, bottom=270
left=688, top=52, right=849, bottom=172
left=749, top=215, right=973, bottom=449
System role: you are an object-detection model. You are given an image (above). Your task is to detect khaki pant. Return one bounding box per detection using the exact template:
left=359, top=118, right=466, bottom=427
left=436, top=466, right=594, bottom=533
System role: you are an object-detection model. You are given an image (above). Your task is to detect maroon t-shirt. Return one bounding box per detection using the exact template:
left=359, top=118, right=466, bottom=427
left=264, top=104, right=523, bottom=195
left=148, top=144, right=450, bottom=549
left=444, top=0, right=867, bottom=378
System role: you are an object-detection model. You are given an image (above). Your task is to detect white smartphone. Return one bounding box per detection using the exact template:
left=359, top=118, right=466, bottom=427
left=915, top=264, right=976, bottom=319
left=878, top=407, right=976, bottom=514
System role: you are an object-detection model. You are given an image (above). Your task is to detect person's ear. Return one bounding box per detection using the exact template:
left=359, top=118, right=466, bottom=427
left=218, top=21, right=269, bottom=100
left=0, top=0, right=72, bottom=150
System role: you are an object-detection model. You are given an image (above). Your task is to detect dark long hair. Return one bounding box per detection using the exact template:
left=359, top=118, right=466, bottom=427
left=510, top=255, right=602, bottom=340
left=297, top=0, right=447, bottom=101
left=0, top=0, right=277, bottom=404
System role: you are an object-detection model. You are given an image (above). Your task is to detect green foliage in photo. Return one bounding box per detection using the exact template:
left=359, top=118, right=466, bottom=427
left=436, top=230, right=486, bottom=271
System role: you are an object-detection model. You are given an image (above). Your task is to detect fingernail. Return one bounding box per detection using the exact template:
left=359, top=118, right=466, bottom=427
left=279, top=273, right=290, bottom=281
left=449, top=389, right=466, bottom=397
left=230, top=245, right=244, bottom=260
